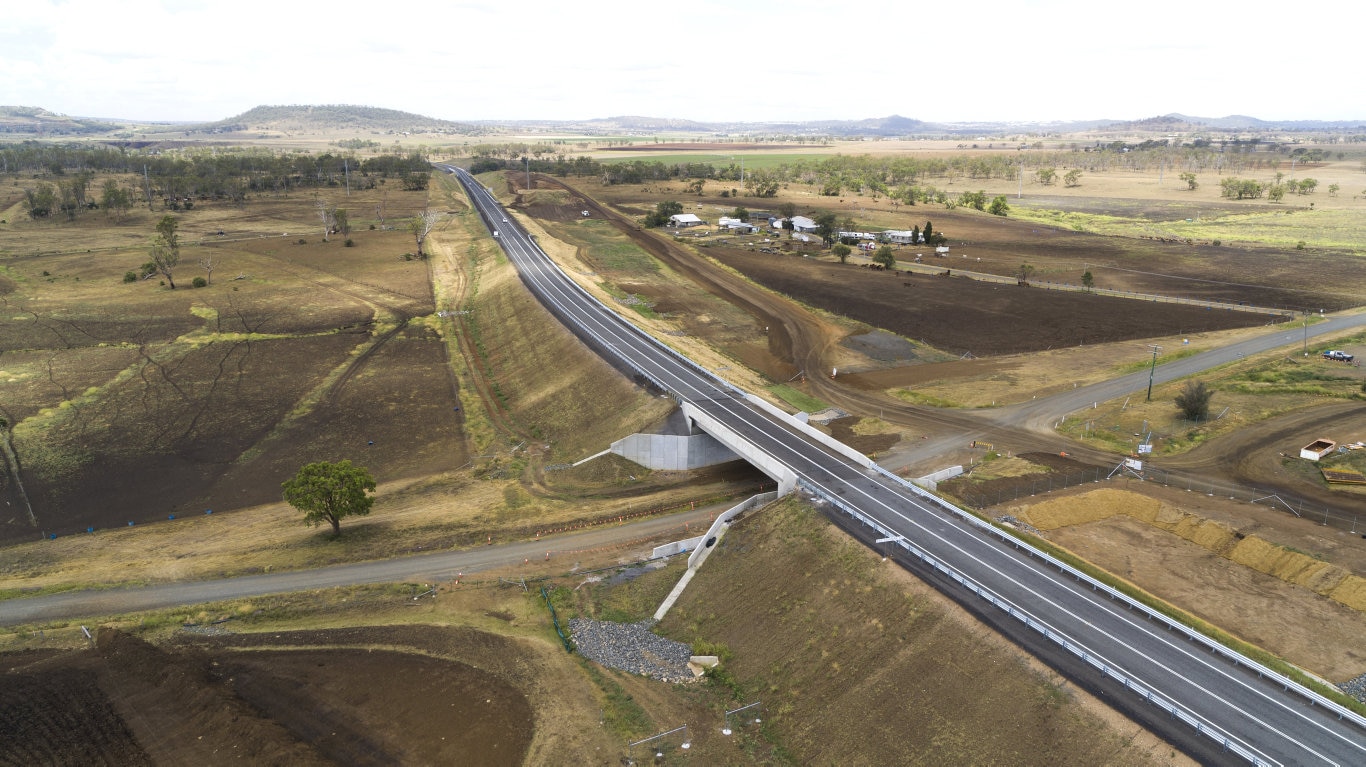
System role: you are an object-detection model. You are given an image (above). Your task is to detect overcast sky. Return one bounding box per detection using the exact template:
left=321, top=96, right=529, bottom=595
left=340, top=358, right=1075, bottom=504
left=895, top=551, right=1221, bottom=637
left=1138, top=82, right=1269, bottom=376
left=2, top=0, right=1359, bottom=125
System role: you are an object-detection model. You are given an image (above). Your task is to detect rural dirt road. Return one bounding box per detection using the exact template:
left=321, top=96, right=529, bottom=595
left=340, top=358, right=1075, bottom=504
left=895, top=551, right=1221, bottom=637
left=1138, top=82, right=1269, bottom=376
left=0, top=504, right=724, bottom=627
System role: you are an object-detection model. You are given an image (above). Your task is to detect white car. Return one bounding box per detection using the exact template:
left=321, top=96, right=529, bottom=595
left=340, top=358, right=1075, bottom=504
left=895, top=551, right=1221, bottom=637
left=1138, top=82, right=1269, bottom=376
left=493, top=230, right=499, bottom=237
left=502, top=217, right=508, bottom=223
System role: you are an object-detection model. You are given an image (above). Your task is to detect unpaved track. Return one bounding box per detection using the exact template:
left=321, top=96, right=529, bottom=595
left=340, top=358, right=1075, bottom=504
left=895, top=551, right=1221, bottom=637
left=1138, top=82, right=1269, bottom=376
left=0, top=505, right=722, bottom=627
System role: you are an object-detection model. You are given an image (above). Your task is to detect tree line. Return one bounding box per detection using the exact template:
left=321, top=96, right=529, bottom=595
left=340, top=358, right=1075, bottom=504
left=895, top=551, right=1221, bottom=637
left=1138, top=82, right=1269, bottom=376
left=7, top=142, right=431, bottom=219
left=467, top=139, right=1332, bottom=206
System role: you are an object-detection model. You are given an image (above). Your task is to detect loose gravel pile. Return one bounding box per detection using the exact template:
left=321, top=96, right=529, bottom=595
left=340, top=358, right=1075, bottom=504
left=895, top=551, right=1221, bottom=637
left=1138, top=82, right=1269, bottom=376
left=1339, top=672, right=1366, bottom=703
left=569, top=618, right=694, bottom=683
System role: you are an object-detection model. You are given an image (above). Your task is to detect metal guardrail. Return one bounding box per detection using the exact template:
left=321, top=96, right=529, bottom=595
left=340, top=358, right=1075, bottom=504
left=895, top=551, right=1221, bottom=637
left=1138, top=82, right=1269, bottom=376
left=862, top=465, right=1366, bottom=731
left=807, top=481, right=1275, bottom=765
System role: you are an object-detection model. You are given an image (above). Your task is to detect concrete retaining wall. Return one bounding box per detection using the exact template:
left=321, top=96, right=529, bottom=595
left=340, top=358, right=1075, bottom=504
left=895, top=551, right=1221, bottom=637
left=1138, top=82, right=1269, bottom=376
left=652, top=536, right=705, bottom=559
left=688, top=491, right=777, bottom=569
left=912, top=465, right=964, bottom=492
left=610, top=432, right=739, bottom=470
left=654, top=491, right=779, bottom=620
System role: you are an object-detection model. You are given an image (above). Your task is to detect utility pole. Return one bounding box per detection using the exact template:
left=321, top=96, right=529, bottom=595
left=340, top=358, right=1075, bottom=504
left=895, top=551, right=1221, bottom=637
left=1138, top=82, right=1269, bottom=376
left=525, top=156, right=530, bottom=191
left=1146, top=344, right=1162, bottom=402
left=344, top=158, right=350, bottom=196
left=1303, top=310, right=1309, bottom=356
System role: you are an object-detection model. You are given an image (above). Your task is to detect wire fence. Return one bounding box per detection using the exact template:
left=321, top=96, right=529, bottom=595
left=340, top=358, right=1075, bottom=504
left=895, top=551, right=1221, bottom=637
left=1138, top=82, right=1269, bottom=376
left=952, top=467, right=1365, bottom=536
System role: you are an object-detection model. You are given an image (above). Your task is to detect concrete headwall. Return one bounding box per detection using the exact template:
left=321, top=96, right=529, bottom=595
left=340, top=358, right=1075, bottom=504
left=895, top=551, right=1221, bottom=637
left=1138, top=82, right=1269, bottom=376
left=610, top=432, right=739, bottom=470
left=652, top=536, right=705, bottom=559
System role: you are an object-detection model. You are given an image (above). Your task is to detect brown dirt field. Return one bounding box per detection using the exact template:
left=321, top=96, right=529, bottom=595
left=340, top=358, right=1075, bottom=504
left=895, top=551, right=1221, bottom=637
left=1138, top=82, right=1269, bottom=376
left=600, top=143, right=791, bottom=152
left=907, top=207, right=1366, bottom=312
left=1005, top=486, right=1366, bottom=682
left=0, top=626, right=534, bottom=766
left=708, top=247, right=1275, bottom=358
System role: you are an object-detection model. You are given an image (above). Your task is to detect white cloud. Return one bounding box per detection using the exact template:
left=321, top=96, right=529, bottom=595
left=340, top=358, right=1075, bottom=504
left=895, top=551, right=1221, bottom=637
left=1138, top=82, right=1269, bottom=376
left=2, top=0, right=1360, bottom=123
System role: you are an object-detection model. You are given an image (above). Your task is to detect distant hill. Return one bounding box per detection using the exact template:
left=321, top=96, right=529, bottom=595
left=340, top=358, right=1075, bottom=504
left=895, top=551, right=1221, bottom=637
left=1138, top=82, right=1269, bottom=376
left=194, top=104, right=478, bottom=134
left=0, top=106, right=122, bottom=135
left=1104, top=113, right=1366, bottom=132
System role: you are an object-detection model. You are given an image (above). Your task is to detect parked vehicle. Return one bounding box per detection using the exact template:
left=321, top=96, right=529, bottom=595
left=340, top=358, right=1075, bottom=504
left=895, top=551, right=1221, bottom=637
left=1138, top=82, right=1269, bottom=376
left=1323, top=350, right=1354, bottom=362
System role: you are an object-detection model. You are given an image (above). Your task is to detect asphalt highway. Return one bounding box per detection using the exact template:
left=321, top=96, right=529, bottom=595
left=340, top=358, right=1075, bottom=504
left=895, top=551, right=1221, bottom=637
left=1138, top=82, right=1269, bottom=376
left=444, top=165, right=1366, bottom=765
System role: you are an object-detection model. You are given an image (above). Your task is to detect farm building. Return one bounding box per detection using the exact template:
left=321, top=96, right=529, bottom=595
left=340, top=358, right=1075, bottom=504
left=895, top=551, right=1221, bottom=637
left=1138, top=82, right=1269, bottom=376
left=1300, top=439, right=1337, bottom=461
left=669, top=213, right=705, bottom=227
left=885, top=230, right=922, bottom=244
left=718, top=217, right=758, bottom=233
left=769, top=215, right=818, bottom=233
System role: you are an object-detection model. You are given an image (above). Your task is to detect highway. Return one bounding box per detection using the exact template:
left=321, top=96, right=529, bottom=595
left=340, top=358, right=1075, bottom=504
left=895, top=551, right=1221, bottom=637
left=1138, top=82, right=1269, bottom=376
left=443, top=165, right=1366, bottom=765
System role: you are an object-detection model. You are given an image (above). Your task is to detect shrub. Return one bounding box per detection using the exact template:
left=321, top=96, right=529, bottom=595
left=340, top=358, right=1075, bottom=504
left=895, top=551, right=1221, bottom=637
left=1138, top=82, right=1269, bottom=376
left=344, top=238, right=354, bottom=247
left=297, top=238, right=307, bottom=245
left=1296, top=241, right=1306, bottom=250
left=192, top=276, right=207, bottom=288
left=123, top=271, right=137, bottom=283
left=369, top=223, right=376, bottom=230
left=1175, top=380, right=1213, bottom=420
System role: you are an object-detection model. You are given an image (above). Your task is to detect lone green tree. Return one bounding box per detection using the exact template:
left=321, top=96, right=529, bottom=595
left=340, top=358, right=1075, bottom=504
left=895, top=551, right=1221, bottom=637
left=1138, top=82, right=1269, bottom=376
left=644, top=200, right=683, bottom=227
left=988, top=195, right=1010, bottom=216
left=149, top=215, right=181, bottom=288
left=1081, top=270, right=1094, bottom=291
left=282, top=460, right=377, bottom=536
left=831, top=243, right=851, bottom=263
left=1016, top=262, right=1035, bottom=284
left=1174, top=380, right=1214, bottom=421
left=1179, top=172, right=1198, bottom=191
left=872, top=245, right=896, bottom=269
left=814, top=211, right=839, bottom=245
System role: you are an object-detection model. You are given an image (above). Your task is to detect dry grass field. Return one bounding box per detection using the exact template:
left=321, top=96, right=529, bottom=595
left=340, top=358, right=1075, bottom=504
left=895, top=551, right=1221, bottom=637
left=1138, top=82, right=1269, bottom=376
left=1, top=182, right=467, bottom=544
